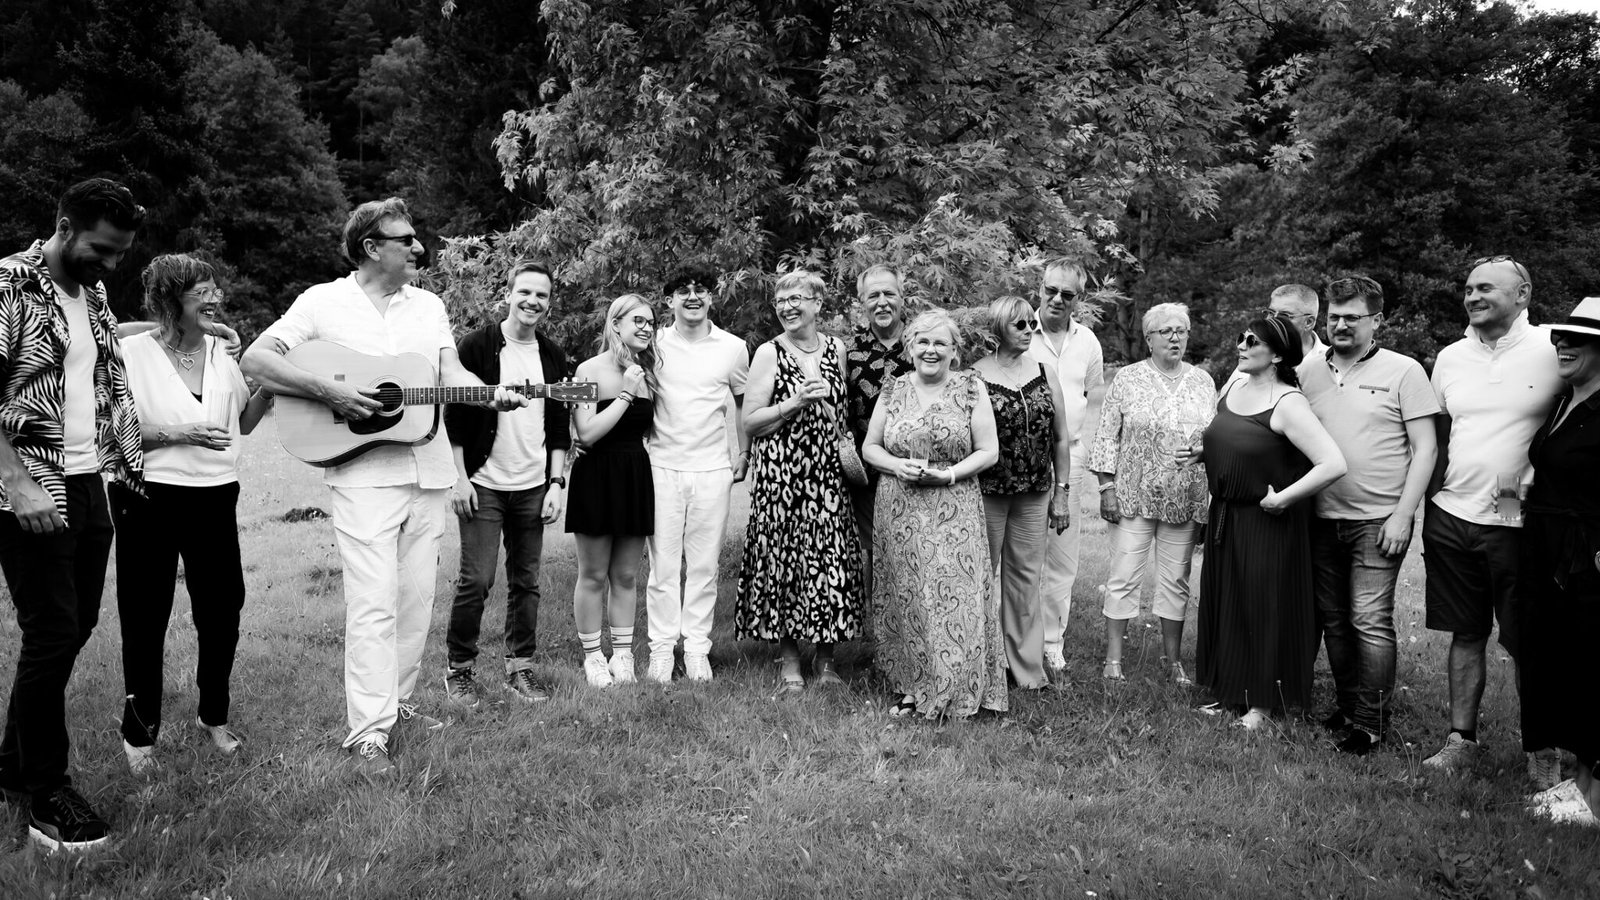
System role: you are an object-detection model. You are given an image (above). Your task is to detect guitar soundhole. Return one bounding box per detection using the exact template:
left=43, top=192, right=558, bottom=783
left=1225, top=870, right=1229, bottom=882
left=347, top=380, right=404, bottom=436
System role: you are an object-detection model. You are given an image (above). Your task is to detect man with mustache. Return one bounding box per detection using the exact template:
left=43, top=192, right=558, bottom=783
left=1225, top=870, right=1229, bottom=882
left=1027, top=258, right=1104, bottom=678
left=0, top=178, right=146, bottom=850
left=844, top=265, right=913, bottom=595
left=442, top=260, right=572, bottom=708
left=1422, top=256, right=1561, bottom=786
left=1300, top=275, right=1438, bottom=756
left=643, top=267, right=750, bottom=683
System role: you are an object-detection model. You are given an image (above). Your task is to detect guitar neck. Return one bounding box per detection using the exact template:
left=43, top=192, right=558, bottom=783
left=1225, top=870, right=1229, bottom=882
left=399, top=385, right=543, bottom=405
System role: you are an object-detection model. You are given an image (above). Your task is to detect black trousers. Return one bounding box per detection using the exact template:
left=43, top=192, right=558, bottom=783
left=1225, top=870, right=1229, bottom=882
left=0, top=474, right=114, bottom=797
left=111, top=481, right=245, bottom=747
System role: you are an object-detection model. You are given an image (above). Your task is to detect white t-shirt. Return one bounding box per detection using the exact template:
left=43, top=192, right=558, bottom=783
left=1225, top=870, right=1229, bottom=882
left=1429, top=312, right=1562, bottom=527
left=1026, top=319, right=1103, bottom=441
left=260, top=275, right=456, bottom=489
left=54, top=283, right=98, bottom=475
left=122, top=332, right=249, bottom=486
left=473, top=327, right=547, bottom=491
left=649, top=324, right=749, bottom=471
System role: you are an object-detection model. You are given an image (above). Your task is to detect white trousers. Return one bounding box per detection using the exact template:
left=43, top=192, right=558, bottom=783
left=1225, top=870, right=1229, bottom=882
left=1102, top=516, right=1198, bottom=622
left=328, top=484, right=447, bottom=747
left=1041, top=440, right=1088, bottom=655
left=645, top=466, right=734, bottom=657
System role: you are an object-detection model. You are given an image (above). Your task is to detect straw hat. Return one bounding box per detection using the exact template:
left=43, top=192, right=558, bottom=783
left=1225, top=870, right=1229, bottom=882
left=1551, top=297, right=1600, bottom=339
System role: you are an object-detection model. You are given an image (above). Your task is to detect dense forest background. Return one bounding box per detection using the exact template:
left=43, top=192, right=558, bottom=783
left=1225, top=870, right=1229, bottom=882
left=3, top=0, right=1598, bottom=372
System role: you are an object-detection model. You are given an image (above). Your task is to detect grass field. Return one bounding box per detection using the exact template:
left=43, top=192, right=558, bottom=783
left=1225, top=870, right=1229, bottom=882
left=0, top=407, right=1595, bottom=899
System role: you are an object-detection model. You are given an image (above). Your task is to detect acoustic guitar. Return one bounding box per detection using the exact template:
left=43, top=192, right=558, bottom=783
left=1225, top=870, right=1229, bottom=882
left=275, top=340, right=597, bottom=467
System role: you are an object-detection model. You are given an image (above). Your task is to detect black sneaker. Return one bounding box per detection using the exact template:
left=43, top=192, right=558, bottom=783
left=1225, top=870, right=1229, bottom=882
left=28, top=786, right=109, bottom=851
left=505, top=669, right=551, bottom=703
left=1320, top=710, right=1355, bottom=733
left=1334, top=729, right=1381, bottom=757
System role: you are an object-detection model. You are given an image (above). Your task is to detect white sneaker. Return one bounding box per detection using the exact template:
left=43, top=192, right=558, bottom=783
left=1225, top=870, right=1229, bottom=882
left=584, top=655, right=614, bottom=688
left=123, top=739, right=159, bottom=775
left=1528, top=778, right=1582, bottom=812
left=609, top=651, right=636, bottom=685
left=1044, top=648, right=1067, bottom=672
left=196, top=718, right=242, bottom=754
left=645, top=652, right=674, bottom=684
left=1236, top=708, right=1271, bottom=731
left=1422, top=732, right=1481, bottom=773
left=1527, top=748, right=1562, bottom=791
left=684, top=652, right=713, bottom=682
left=1545, top=799, right=1600, bottom=828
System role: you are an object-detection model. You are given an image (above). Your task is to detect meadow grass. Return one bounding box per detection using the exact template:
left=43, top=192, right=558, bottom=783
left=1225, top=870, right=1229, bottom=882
left=0, top=414, right=1596, bottom=899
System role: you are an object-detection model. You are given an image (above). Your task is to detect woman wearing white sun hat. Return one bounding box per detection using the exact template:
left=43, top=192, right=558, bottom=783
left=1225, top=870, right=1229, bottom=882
left=1519, top=295, right=1600, bottom=828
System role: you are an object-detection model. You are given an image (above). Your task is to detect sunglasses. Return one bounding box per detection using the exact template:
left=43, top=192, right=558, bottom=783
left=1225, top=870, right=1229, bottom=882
left=1010, top=317, right=1037, bottom=331
left=1551, top=331, right=1598, bottom=348
left=1472, top=254, right=1532, bottom=284
left=1041, top=286, right=1078, bottom=301
left=368, top=232, right=422, bottom=247
left=1238, top=331, right=1264, bottom=349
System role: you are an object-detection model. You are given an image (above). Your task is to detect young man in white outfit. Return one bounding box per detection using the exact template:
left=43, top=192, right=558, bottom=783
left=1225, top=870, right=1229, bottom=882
left=242, top=198, right=526, bottom=780
left=1026, top=258, right=1103, bottom=677
left=644, top=267, right=750, bottom=682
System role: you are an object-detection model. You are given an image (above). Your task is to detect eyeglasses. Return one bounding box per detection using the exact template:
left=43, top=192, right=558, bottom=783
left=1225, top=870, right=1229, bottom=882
left=1326, top=312, right=1379, bottom=326
left=617, top=314, right=655, bottom=329
left=672, top=283, right=709, bottom=297
left=1010, top=318, right=1037, bottom=331
left=187, top=285, right=225, bottom=302
left=369, top=232, right=422, bottom=247
left=1472, top=254, right=1531, bottom=285
left=1552, top=331, right=1598, bottom=348
left=1147, top=327, right=1189, bottom=338
left=772, top=294, right=815, bottom=308
left=1238, top=331, right=1264, bottom=349
left=1041, top=286, right=1078, bottom=301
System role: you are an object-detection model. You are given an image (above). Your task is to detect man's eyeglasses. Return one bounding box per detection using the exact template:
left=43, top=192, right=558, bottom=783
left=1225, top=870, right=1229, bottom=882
left=1326, top=312, right=1379, bottom=326
left=1238, top=331, right=1264, bottom=349
left=1147, top=326, right=1189, bottom=338
left=672, top=282, right=709, bottom=297
left=1041, top=286, right=1078, bottom=301
left=368, top=232, right=422, bottom=247
left=772, top=294, right=815, bottom=308
left=1472, top=254, right=1532, bottom=285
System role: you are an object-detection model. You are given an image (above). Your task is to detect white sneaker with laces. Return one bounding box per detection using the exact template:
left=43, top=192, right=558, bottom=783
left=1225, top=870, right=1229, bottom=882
left=123, top=739, right=159, bottom=775
left=684, top=652, right=713, bottom=682
left=609, top=651, right=636, bottom=685
left=196, top=718, right=242, bottom=754
left=1528, top=778, right=1582, bottom=811
left=584, top=655, right=614, bottom=688
left=645, top=652, right=674, bottom=684
left=1527, top=747, right=1562, bottom=791
left=1422, top=732, right=1480, bottom=772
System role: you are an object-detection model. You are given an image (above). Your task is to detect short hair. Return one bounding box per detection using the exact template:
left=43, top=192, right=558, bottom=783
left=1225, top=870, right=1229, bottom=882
left=1142, top=302, right=1191, bottom=333
left=985, top=295, right=1035, bottom=352
left=1270, top=283, right=1319, bottom=317
left=663, top=265, right=717, bottom=296
left=506, top=259, right=553, bottom=292
left=1323, top=276, right=1384, bottom=315
left=1042, top=257, right=1088, bottom=283
left=58, top=178, right=145, bottom=233
left=903, top=309, right=963, bottom=367
left=774, top=268, right=826, bottom=298
left=1246, top=313, right=1304, bottom=387
left=342, top=197, right=412, bottom=266
left=855, top=264, right=903, bottom=300
left=141, top=254, right=217, bottom=337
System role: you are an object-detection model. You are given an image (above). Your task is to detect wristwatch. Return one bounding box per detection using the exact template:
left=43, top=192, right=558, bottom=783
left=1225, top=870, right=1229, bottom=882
left=549, top=476, right=567, bottom=488
left=1055, top=482, right=1070, bottom=490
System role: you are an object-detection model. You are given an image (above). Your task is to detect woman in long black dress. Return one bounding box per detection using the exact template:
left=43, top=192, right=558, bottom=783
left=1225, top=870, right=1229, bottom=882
left=568, top=294, right=659, bottom=688
left=1194, top=314, right=1345, bottom=730
left=1520, top=297, right=1600, bottom=827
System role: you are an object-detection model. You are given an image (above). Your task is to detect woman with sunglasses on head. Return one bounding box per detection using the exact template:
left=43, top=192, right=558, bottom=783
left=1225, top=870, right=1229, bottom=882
left=1191, top=314, right=1346, bottom=730
left=567, top=294, right=660, bottom=687
left=736, top=270, right=865, bottom=695
left=968, top=297, right=1071, bottom=690
left=1518, top=298, right=1600, bottom=827
left=1089, top=303, right=1215, bottom=687
left=114, top=254, right=275, bottom=773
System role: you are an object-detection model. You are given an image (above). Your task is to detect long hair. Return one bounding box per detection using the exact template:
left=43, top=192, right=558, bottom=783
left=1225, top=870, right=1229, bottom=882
left=600, top=293, right=661, bottom=396
left=1246, top=313, right=1303, bottom=387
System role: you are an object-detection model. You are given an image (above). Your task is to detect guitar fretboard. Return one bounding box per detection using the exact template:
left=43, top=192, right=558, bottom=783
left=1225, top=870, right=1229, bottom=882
left=385, top=386, right=543, bottom=405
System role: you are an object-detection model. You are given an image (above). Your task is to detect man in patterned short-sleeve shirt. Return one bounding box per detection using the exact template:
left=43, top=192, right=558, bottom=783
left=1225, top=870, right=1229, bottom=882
left=844, top=265, right=913, bottom=595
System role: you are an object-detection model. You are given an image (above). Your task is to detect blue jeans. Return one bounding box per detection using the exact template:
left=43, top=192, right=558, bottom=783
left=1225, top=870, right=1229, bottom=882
left=447, top=483, right=547, bottom=670
left=1311, top=517, right=1401, bottom=736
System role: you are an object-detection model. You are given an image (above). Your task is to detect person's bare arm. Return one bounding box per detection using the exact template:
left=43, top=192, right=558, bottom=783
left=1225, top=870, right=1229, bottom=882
left=239, top=333, right=381, bottom=420
left=1377, top=415, right=1437, bottom=557
left=0, top=431, right=61, bottom=534
left=1263, top=393, right=1347, bottom=513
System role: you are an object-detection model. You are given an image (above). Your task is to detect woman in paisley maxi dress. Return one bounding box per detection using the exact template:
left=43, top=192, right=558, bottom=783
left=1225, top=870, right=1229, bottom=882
left=736, top=270, right=866, bottom=694
left=862, top=310, right=1002, bottom=718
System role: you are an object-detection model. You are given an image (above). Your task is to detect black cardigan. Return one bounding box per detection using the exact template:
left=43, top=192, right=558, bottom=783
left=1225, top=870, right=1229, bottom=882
left=443, top=322, right=573, bottom=479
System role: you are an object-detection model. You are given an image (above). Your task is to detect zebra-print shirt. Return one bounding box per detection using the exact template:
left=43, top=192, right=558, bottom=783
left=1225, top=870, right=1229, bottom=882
left=0, top=242, right=143, bottom=520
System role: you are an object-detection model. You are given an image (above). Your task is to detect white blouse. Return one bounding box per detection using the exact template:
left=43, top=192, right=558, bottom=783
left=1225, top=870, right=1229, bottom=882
left=122, top=331, right=249, bottom=486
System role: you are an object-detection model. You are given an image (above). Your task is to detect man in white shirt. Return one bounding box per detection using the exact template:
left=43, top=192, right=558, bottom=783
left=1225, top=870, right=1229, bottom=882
left=1026, top=257, right=1103, bottom=677
left=241, top=198, right=525, bottom=780
left=442, top=261, right=572, bottom=708
left=1420, top=255, right=1561, bottom=782
left=1226, top=284, right=1326, bottom=386
left=644, top=267, right=750, bottom=683
left=1302, top=275, right=1438, bottom=756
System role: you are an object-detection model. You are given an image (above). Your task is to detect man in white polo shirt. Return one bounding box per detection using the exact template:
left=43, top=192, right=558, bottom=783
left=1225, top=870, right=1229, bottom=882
left=1421, top=255, right=1561, bottom=781
left=1302, top=275, right=1438, bottom=756
left=1027, top=257, right=1103, bottom=677
left=644, top=267, right=750, bottom=683
left=242, top=198, right=526, bottom=780
left=1226, top=283, right=1326, bottom=386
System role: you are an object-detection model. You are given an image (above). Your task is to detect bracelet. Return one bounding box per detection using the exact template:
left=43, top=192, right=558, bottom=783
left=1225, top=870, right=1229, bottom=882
left=778, top=400, right=794, bottom=420
left=738, top=450, right=751, bottom=458
left=618, top=391, right=636, bottom=404
left=948, top=469, right=957, bottom=486
left=1055, top=482, right=1070, bottom=490
left=1096, top=481, right=1115, bottom=493
left=548, top=476, right=566, bottom=488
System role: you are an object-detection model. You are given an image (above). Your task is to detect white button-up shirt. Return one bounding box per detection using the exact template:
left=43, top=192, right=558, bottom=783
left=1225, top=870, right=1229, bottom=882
left=1027, top=319, right=1103, bottom=440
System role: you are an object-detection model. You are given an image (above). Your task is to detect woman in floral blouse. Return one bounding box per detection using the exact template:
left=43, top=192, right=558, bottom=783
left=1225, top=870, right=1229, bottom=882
left=1088, top=302, right=1215, bottom=684
left=970, top=297, right=1073, bottom=690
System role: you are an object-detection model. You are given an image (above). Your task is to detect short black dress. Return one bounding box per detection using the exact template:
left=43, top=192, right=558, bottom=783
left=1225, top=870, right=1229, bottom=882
left=565, top=397, right=654, bottom=536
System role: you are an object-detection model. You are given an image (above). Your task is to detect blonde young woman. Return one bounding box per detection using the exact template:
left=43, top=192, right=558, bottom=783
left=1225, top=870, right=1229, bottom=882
left=1088, top=302, right=1214, bottom=685
left=736, top=270, right=865, bottom=694
left=567, top=294, right=660, bottom=687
